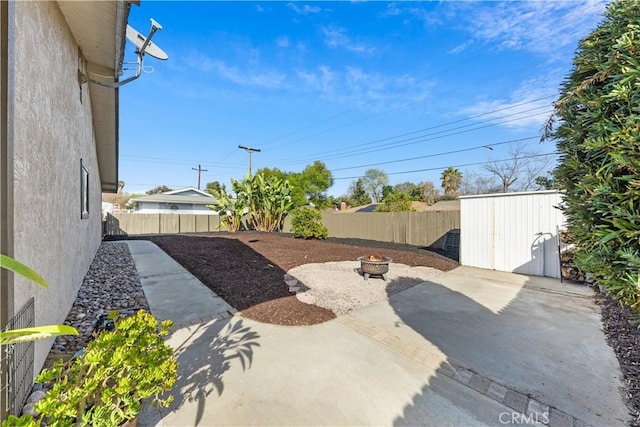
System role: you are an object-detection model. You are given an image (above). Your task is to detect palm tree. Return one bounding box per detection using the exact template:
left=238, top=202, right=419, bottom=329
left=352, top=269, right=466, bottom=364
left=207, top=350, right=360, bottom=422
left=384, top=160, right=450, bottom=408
left=441, top=167, right=462, bottom=199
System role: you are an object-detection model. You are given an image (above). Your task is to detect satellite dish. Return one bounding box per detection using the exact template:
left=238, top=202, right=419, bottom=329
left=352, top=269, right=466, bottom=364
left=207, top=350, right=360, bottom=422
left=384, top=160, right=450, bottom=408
left=126, top=19, right=168, bottom=60
left=82, top=18, right=167, bottom=88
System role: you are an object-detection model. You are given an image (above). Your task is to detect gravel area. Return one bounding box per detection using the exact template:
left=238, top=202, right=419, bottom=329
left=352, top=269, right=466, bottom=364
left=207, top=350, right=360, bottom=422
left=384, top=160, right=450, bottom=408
left=43, top=242, right=149, bottom=368
left=141, top=232, right=457, bottom=326
left=287, top=261, right=442, bottom=316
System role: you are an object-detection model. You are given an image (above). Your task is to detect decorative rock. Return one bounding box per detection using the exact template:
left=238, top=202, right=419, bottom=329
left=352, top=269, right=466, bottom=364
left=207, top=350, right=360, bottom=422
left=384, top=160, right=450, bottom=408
left=284, top=276, right=298, bottom=287
left=26, top=390, right=45, bottom=404
left=40, top=242, right=151, bottom=373
left=21, top=403, right=39, bottom=417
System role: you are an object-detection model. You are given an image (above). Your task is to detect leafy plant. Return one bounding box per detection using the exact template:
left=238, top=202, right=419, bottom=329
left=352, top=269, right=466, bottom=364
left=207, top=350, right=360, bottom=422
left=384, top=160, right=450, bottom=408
left=543, top=0, right=640, bottom=310
left=375, top=192, right=415, bottom=212
left=0, top=255, right=78, bottom=345
left=208, top=184, right=249, bottom=232
left=236, top=174, right=294, bottom=232
left=4, top=310, right=177, bottom=427
left=291, top=207, right=328, bottom=239
left=441, top=167, right=462, bottom=198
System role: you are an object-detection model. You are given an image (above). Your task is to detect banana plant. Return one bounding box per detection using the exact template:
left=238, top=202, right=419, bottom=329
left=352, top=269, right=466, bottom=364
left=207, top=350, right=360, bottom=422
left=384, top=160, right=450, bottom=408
left=0, top=255, right=78, bottom=345
left=243, top=174, right=293, bottom=232
left=208, top=184, right=249, bottom=232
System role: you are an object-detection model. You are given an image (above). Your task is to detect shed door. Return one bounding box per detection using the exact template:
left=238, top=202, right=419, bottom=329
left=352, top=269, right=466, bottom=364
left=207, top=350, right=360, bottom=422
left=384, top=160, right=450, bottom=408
left=461, top=192, right=564, bottom=278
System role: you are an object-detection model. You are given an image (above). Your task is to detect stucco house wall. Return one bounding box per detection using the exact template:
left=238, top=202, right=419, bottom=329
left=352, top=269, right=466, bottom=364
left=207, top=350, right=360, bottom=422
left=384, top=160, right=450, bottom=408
left=11, top=1, right=104, bottom=373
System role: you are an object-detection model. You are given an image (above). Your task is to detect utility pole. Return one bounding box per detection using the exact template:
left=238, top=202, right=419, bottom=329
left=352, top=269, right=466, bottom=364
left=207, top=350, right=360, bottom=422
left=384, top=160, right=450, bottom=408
left=192, top=164, right=208, bottom=190
left=238, top=145, right=261, bottom=176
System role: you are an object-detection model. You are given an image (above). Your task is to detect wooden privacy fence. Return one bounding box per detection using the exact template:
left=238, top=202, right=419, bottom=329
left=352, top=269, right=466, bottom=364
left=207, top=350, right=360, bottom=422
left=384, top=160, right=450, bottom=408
left=104, top=210, right=459, bottom=249
left=316, top=211, right=460, bottom=248
left=104, top=213, right=221, bottom=235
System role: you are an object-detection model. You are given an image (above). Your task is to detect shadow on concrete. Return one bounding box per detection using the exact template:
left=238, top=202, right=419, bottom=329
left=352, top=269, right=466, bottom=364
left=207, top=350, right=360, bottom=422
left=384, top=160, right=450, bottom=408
left=382, top=273, right=627, bottom=426
left=157, top=318, right=260, bottom=426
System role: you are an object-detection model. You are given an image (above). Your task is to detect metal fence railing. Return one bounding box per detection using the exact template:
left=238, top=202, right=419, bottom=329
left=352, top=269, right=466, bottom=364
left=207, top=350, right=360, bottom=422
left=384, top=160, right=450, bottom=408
left=2, top=297, right=35, bottom=417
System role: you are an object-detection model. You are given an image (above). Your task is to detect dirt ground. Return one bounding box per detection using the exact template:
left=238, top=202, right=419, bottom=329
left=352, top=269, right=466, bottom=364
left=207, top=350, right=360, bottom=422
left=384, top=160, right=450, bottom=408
left=142, top=232, right=458, bottom=326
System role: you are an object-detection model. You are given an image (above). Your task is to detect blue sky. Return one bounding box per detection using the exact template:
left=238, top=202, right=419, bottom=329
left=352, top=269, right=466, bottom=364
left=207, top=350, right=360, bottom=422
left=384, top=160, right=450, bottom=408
left=119, top=1, right=608, bottom=197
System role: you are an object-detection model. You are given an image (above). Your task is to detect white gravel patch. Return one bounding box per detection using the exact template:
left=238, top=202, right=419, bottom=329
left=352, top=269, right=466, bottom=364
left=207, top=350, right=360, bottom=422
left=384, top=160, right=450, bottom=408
left=286, top=261, right=442, bottom=316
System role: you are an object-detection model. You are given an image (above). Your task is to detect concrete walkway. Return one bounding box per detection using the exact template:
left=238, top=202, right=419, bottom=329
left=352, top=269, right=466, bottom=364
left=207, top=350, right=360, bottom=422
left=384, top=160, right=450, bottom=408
left=128, top=241, right=629, bottom=427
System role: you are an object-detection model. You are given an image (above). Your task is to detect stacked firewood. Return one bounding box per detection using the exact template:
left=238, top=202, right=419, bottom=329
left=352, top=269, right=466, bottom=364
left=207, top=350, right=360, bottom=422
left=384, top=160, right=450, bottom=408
left=559, top=228, right=587, bottom=283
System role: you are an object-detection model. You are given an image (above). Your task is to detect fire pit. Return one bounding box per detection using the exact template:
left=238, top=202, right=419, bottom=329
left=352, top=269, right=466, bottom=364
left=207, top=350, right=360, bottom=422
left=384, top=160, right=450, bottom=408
left=357, top=255, right=392, bottom=281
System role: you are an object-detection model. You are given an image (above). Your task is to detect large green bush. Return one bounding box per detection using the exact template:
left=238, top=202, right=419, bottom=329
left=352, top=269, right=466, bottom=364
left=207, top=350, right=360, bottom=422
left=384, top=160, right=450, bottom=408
left=291, top=207, right=328, bottom=239
left=544, top=0, right=640, bottom=310
left=374, top=192, right=415, bottom=212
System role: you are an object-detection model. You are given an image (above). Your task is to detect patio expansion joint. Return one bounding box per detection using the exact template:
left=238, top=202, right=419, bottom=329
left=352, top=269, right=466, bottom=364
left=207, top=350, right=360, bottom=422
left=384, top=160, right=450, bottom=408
left=521, top=284, right=593, bottom=300
left=337, top=315, right=593, bottom=427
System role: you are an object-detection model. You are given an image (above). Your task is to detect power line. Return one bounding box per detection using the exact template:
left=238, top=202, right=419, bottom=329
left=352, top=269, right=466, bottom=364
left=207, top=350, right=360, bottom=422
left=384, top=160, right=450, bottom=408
left=333, top=152, right=558, bottom=180
left=120, top=156, right=243, bottom=169
left=271, top=97, right=553, bottom=165
left=330, top=136, right=539, bottom=172
left=273, top=106, right=552, bottom=167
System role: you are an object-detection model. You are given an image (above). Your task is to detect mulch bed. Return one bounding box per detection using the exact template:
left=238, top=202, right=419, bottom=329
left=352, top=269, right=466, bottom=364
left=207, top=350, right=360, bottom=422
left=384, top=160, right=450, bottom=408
left=597, top=292, right=640, bottom=427
left=138, top=232, right=458, bottom=326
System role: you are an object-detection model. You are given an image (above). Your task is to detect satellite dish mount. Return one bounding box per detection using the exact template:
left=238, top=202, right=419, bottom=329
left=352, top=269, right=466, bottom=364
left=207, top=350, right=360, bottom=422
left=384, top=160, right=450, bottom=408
left=82, top=18, right=168, bottom=89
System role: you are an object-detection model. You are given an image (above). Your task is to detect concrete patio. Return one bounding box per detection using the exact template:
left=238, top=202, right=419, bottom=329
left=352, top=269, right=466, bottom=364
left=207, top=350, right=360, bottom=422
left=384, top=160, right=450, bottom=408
left=128, top=240, right=628, bottom=426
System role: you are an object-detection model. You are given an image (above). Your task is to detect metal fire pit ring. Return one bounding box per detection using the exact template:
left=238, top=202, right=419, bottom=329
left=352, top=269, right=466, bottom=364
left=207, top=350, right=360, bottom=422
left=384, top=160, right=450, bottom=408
left=357, top=256, right=393, bottom=281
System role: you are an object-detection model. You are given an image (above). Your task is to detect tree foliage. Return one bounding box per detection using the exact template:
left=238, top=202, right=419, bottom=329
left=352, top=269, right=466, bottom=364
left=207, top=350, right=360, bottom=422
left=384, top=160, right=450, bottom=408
left=543, top=0, right=640, bottom=310
left=346, top=178, right=371, bottom=206
left=441, top=167, right=463, bottom=199
left=417, top=181, right=439, bottom=204
left=375, top=191, right=415, bottom=212
left=205, top=181, right=226, bottom=196
left=256, top=162, right=333, bottom=208
left=146, top=185, right=173, bottom=195
left=535, top=172, right=559, bottom=190
left=362, top=168, right=388, bottom=203
left=482, top=143, right=551, bottom=193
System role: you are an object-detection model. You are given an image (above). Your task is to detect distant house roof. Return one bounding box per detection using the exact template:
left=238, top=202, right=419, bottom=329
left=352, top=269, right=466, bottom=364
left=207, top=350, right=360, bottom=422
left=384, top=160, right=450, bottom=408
left=163, top=187, right=213, bottom=197
left=130, top=187, right=215, bottom=206
left=130, top=194, right=215, bottom=205
left=419, top=200, right=460, bottom=211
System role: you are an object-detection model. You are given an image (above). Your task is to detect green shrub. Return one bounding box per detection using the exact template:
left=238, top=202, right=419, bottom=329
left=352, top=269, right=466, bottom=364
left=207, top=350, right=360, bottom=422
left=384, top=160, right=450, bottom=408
left=544, top=0, right=640, bottom=310
left=291, top=207, right=328, bottom=239
left=374, top=192, right=415, bottom=212
left=4, top=310, right=177, bottom=427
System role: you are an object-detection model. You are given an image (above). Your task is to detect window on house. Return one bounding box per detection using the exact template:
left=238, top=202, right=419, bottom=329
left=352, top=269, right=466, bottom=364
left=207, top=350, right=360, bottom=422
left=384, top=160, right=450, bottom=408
left=81, top=160, right=89, bottom=219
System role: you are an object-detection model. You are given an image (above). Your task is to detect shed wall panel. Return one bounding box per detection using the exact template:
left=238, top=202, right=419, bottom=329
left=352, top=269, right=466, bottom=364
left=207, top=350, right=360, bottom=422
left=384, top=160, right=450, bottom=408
left=460, top=191, right=565, bottom=278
